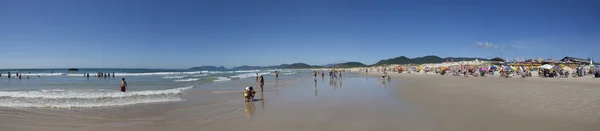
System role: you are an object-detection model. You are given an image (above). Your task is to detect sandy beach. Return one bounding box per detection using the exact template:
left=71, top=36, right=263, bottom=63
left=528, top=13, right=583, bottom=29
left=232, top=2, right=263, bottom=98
left=1, top=71, right=599, bottom=131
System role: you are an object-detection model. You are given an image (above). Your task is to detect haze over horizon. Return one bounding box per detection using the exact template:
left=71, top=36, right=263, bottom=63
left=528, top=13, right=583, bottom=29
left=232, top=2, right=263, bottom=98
left=1, top=0, right=599, bottom=69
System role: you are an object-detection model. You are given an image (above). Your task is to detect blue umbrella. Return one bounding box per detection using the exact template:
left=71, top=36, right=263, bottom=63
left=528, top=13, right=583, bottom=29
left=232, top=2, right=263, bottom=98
left=595, top=65, right=599, bottom=68
left=504, top=66, right=513, bottom=71
left=490, top=66, right=497, bottom=69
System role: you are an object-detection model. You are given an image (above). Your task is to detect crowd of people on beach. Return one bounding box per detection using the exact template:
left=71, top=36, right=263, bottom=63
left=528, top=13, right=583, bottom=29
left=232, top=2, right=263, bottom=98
left=361, top=64, right=600, bottom=79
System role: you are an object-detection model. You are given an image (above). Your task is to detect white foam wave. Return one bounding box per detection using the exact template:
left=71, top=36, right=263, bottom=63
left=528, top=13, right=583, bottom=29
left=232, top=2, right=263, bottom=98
left=0, top=96, right=184, bottom=108
left=163, top=76, right=186, bottom=79
left=66, top=74, right=85, bottom=76
left=19, top=73, right=65, bottom=76
left=0, top=86, right=193, bottom=99
left=213, top=77, right=231, bottom=82
left=230, top=72, right=270, bottom=79
left=201, top=71, right=234, bottom=74
left=174, top=78, right=201, bottom=82
left=114, top=71, right=204, bottom=76
left=284, top=72, right=296, bottom=75
left=234, top=70, right=260, bottom=73
left=191, top=74, right=209, bottom=77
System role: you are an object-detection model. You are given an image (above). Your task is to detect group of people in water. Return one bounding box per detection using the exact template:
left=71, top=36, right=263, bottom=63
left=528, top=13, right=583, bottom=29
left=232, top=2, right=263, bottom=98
left=0, top=72, right=39, bottom=79
left=91, top=72, right=115, bottom=78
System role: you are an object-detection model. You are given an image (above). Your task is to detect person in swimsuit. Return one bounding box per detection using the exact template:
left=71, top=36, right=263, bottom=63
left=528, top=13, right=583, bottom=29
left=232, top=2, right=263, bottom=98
left=120, top=78, right=128, bottom=92
left=313, top=71, right=318, bottom=82
left=259, top=75, right=265, bottom=92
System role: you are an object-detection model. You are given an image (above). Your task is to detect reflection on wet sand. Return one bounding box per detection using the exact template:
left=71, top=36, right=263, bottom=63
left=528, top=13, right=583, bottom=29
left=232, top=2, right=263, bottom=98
left=321, top=77, right=324, bottom=84
left=339, top=78, right=342, bottom=88
left=275, top=79, right=279, bottom=97
left=260, top=93, right=265, bottom=112
left=244, top=101, right=256, bottom=119
left=314, top=82, right=318, bottom=97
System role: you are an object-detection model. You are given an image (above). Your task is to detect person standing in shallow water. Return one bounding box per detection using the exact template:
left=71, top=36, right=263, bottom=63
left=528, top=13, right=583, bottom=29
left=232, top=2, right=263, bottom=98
left=120, top=78, right=128, bottom=92
left=259, top=75, right=265, bottom=92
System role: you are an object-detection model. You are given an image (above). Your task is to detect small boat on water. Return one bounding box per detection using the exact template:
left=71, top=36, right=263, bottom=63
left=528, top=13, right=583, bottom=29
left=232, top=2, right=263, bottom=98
left=68, top=68, right=79, bottom=71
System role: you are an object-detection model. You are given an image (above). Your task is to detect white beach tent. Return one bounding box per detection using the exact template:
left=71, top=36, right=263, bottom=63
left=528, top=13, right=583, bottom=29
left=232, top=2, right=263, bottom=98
left=541, top=64, right=554, bottom=69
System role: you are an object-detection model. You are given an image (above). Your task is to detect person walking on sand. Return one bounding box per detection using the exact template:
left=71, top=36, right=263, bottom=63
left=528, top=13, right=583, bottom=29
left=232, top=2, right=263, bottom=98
left=313, top=71, right=318, bottom=82
left=120, top=78, right=128, bottom=92
left=259, top=75, right=265, bottom=92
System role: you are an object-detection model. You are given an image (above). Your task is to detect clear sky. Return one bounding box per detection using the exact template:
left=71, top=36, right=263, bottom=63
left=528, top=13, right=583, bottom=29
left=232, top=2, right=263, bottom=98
left=1, top=0, right=599, bottom=69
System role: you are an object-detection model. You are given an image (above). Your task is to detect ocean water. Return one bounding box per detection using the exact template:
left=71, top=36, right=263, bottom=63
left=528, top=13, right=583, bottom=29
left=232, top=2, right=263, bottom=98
left=0, top=69, right=302, bottom=108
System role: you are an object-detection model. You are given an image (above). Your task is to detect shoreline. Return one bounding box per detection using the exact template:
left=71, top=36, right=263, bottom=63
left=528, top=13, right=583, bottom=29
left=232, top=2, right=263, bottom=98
left=1, top=70, right=599, bottom=131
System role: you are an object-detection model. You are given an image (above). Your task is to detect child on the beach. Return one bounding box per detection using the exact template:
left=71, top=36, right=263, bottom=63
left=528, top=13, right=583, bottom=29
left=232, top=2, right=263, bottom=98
left=244, top=86, right=256, bottom=102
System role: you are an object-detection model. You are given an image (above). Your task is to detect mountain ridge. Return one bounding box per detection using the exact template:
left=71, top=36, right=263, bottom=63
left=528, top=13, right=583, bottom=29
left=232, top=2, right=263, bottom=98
left=191, top=55, right=491, bottom=70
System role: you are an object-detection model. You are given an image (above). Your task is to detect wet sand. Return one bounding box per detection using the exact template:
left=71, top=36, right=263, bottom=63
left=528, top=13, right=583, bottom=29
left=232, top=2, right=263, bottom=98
left=1, top=72, right=599, bottom=131
left=380, top=72, right=600, bottom=131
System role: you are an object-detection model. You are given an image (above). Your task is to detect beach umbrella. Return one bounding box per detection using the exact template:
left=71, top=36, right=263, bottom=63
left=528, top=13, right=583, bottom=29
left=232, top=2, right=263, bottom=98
left=563, top=67, right=573, bottom=71
left=553, top=65, right=560, bottom=69
left=490, top=66, right=497, bottom=70
left=594, top=65, right=599, bottom=68
left=480, top=67, right=489, bottom=71
left=540, top=64, right=553, bottom=69
left=504, top=66, right=513, bottom=71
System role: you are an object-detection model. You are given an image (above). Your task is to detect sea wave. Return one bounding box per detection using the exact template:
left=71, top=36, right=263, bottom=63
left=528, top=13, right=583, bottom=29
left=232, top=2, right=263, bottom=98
left=0, top=96, right=184, bottom=108
left=230, top=72, right=270, bottom=79
left=174, top=78, right=201, bottom=82
left=234, top=70, right=260, bottom=73
left=162, top=76, right=186, bottom=79
left=201, top=71, right=234, bottom=74
left=18, top=73, right=65, bottom=76
left=0, top=86, right=193, bottom=99
left=191, top=74, right=209, bottom=77
left=114, top=71, right=205, bottom=76
left=212, top=77, right=231, bottom=82
left=0, top=86, right=193, bottom=108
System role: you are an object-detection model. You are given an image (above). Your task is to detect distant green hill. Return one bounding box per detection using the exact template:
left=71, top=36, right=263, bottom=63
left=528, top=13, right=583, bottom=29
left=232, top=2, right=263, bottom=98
left=285, top=63, right=322, bottom=69
left=333, top=62, right=367, bottom=68
left=373, top=55, right=488, bottom=66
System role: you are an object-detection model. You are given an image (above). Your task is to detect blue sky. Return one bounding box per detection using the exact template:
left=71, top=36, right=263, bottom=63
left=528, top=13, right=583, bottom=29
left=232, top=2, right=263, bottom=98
left=1, top=0, right=599, bottom=69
